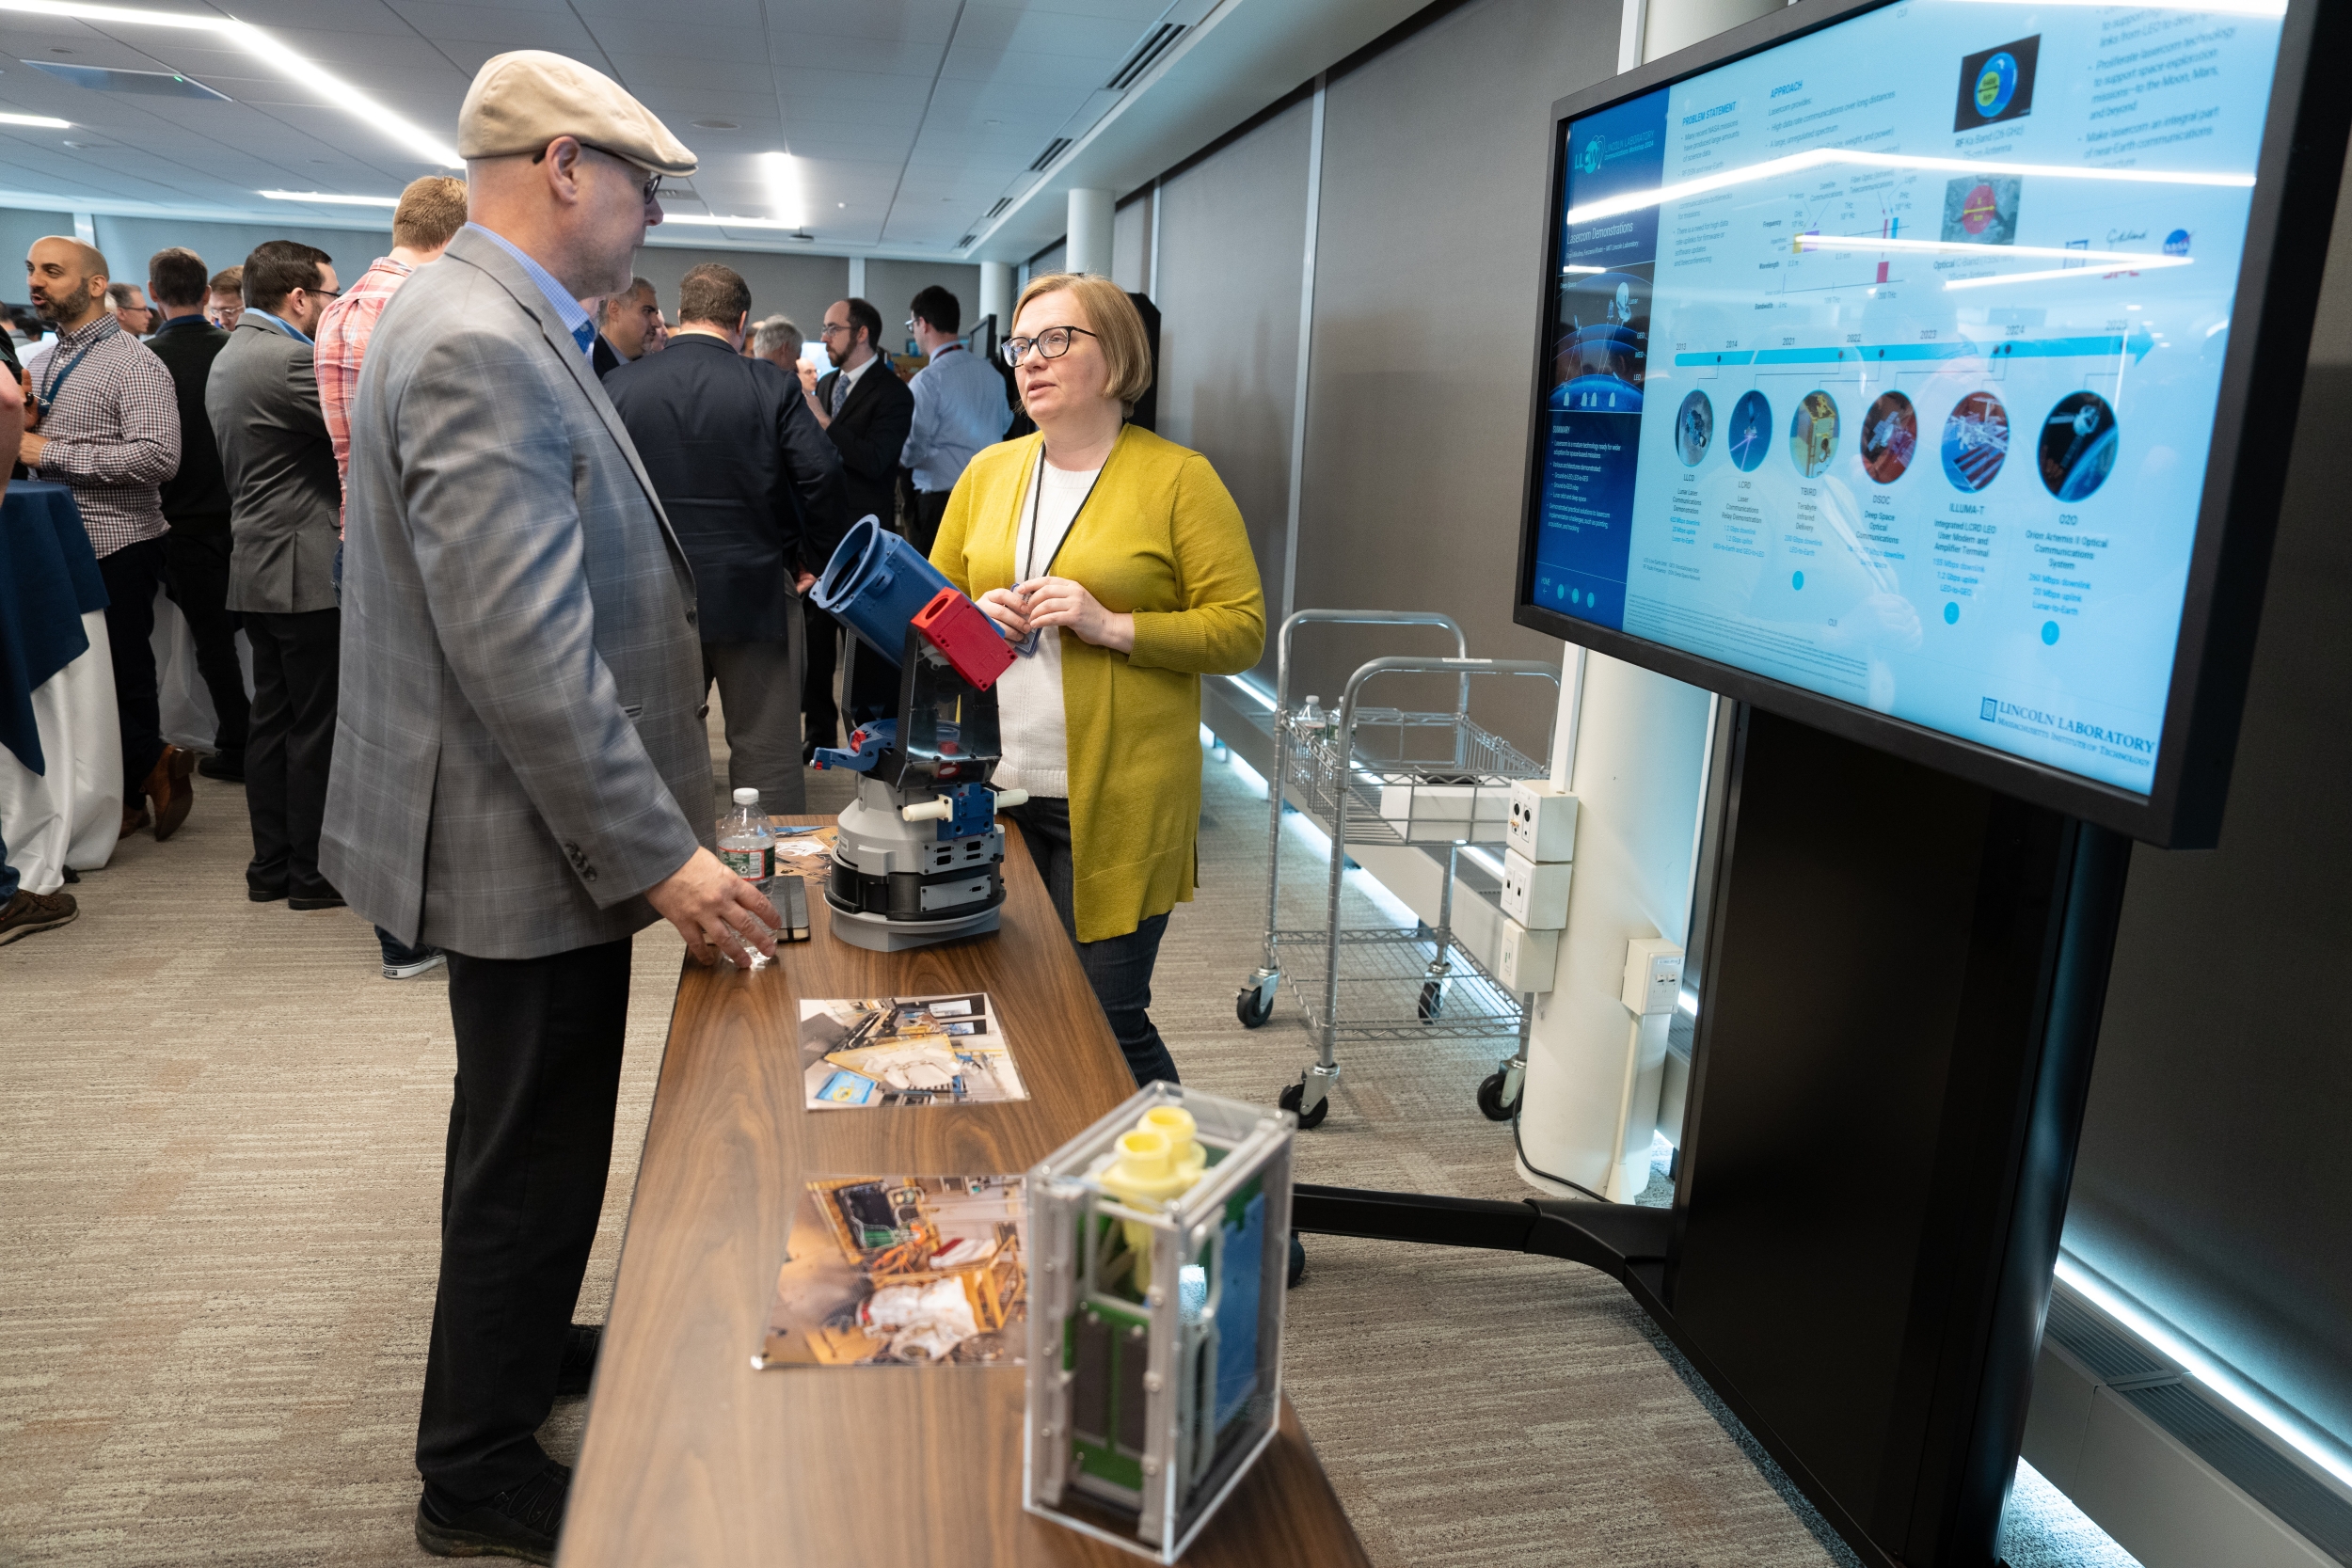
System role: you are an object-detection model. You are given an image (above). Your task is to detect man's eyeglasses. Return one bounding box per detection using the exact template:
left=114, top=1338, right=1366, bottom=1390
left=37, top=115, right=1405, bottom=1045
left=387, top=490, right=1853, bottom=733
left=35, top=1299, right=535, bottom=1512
left=537, top=140, right=664, bottom=205
left=1000, top=325, right=1096, bottom=366
left=819, top=322, right=853, bottom=339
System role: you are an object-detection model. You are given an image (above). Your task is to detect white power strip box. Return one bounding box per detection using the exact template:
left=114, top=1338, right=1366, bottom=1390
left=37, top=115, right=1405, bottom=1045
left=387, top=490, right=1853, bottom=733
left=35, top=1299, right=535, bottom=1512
left=1620, top=938, right=1684, bottom=1016
left=1493, top=918, right=1560, bottom=992
left=1499, top=848, right=1572, bottom=930
left=1505, top=781, right=1579, bottom=863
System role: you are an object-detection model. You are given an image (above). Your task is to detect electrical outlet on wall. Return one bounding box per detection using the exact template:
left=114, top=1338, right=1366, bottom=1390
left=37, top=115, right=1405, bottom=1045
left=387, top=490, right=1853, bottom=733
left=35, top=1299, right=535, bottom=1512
left=1500, top=848, right=1572, bottom=929
left=1506, top=780, right=1579, bottom=863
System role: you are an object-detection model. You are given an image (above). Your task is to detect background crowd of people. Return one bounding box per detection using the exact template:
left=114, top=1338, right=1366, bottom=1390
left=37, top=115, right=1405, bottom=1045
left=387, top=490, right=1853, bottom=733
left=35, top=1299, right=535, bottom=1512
left=0, top=173, right=1019, bottom=962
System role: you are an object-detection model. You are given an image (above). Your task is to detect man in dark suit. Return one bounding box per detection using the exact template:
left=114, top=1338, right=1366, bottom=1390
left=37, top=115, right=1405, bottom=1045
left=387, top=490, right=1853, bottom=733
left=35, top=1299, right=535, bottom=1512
left=589, top=274, right=658, bottom=377
left=144, top=245, right=251, bottom=783
left=207, top=239, right=343, bottom=909
left=803, top=295, right=914, bottom=748
left=605, top=262, right=849, bottom=813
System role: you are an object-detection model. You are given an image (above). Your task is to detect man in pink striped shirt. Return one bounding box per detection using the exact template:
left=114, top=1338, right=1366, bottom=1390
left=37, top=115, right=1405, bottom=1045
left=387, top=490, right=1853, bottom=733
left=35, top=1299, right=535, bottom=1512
left=315, top=175, right=469, bottom=537
left=312, top=173, right=467, bottom=981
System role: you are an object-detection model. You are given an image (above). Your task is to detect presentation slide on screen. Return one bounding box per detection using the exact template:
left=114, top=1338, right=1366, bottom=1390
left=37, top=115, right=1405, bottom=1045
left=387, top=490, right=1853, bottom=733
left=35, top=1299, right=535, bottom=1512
left=1530, top=1, right=2285, bottom=793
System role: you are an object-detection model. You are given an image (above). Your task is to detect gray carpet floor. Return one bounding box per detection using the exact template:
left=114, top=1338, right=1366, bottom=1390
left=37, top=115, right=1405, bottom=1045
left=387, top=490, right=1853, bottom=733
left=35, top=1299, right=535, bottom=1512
left=0, top=715, right=2122, bottom=1566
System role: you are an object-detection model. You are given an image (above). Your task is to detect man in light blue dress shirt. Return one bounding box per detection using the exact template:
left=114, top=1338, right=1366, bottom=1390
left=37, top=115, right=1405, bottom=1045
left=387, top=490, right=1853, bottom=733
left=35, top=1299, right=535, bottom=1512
left=900, top=284, right=1013, bottom=555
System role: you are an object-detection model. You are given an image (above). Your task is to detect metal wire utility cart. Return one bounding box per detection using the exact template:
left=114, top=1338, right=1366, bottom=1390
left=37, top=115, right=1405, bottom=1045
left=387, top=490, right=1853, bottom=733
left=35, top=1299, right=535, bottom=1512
left=1233, top=610, right=1560, bottom=1129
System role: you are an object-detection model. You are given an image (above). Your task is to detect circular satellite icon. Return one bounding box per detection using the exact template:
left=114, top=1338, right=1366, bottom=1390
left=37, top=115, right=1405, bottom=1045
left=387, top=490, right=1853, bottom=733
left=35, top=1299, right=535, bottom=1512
left=1676, top=390, right=1713, bottom=467
left=1727, top=389, right=1773, bottom=472
left=1860, top=391, right=1919, bottom=483
left=1959, top=182, right=2002, bottom=237
left=2164, top=229, right=2191, bottom=257
left=1788, top=390, right=1839, bottom=477
left=1941, top=391, right=2010, bottom=491
left=1975, top=51, right=2020, bottom=118
left=2039, top=392, right=2120, bottom=500
left=1579, top=135, right=1605, bottom=174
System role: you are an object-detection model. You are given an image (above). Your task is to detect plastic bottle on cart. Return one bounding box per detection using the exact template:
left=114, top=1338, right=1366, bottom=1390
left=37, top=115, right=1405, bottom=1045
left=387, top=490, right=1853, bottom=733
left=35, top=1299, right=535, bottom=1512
left=717, top=787, right=775, bottom=893
left=1298, top=695, right=1323, bottom=744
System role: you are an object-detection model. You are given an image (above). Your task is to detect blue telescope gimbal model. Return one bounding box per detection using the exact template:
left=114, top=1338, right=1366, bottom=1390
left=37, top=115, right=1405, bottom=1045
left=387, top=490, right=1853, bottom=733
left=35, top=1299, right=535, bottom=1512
left=808, top=518, right=1029, bottom=952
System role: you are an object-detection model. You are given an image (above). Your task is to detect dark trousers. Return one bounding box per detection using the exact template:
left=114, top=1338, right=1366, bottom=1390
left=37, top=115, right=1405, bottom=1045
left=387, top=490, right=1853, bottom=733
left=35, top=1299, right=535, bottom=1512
left=96, top=537, right=166, bottom=795
left=244, top=608, right=340, bottom=900
left=419, top=940, right=630, bottom=1508
left=160, top=529, right=251, bottom=760
left=909, top=487, right=952, bottom=558
left=803, top=604, right=900, bottom=751
left=706, top=625, right=806, bottom=815
left=1001, top=796, right=1179, bottom=1087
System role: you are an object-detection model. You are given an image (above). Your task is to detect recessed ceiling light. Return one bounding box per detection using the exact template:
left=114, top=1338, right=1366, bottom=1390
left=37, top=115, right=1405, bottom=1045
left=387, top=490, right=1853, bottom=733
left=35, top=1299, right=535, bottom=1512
left=0, top=109, right=70, bottom=126
left=0, top=0, right=461, bottom=165
left=691, top=119, right=737, bottom=129
left=760, top=150, right=804, bottom=228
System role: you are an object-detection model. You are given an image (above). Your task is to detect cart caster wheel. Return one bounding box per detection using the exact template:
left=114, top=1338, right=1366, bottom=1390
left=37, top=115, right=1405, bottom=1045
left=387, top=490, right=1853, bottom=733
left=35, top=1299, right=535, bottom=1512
left=1475, top=1071, right=1518, bottom=1122
left=1279, top=1081, right=1330, bottom=1130
left=1287, top=1234, right=1307, bottom=1289
left=1417, top=979, right=1445, bottom=1021
left=1236, top=988, right=1275, bottom=1028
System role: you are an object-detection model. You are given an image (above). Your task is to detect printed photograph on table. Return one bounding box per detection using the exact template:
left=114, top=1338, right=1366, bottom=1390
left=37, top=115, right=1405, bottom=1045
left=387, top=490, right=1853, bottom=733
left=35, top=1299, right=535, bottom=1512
left=756, top=1175, right=1027, bottom=1368
left=799, top=992, right=1027, bottom=1108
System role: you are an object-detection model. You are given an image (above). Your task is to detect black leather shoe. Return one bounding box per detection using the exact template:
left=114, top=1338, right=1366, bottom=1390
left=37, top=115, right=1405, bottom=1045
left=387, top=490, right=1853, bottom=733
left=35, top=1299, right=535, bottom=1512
left=198, top=751, right=245, bottom=783
left=416, top=1460, right=569, bottom=1563
left=247, top=883, right=286, bottom=903
left=555, top=1322, right=601, bottom=1399
left=287, top=893, right=345, bottom=911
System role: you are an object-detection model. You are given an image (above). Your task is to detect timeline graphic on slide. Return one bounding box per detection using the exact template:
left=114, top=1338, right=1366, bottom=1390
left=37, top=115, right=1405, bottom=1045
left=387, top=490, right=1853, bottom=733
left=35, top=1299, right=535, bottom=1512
left=1530, top=0, right=2285, bottom=794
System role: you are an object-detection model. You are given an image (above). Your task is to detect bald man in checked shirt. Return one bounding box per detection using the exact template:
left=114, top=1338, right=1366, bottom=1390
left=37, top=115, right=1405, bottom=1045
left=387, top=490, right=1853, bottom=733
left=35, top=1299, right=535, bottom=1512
left=22, top=235, right=193, bottom=842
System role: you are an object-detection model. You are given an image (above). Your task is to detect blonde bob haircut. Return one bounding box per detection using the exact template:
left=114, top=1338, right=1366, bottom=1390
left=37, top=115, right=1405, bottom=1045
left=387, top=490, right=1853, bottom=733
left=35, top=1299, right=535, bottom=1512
left=1013, top=271, right=1153, bottom=416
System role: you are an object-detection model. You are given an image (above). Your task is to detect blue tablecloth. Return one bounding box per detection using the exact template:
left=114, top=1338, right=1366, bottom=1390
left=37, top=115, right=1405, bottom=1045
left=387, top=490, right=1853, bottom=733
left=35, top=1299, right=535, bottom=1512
left=0, top=481, right=109, bottom=776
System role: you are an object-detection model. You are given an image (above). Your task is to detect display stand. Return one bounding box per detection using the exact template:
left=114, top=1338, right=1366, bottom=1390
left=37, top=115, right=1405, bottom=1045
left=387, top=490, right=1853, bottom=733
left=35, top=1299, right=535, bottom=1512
left=1295, top=704, right=2132, bottom=1568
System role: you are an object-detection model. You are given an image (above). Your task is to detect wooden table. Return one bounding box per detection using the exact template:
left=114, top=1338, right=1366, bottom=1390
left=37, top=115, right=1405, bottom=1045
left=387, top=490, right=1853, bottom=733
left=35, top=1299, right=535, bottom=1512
left=562, top=822, right=1370, bottom=1567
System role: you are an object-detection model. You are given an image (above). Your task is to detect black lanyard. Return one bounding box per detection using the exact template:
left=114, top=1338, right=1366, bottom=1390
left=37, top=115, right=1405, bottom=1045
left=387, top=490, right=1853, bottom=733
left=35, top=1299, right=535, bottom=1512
left=1019, top=445, right=1104, bottom=583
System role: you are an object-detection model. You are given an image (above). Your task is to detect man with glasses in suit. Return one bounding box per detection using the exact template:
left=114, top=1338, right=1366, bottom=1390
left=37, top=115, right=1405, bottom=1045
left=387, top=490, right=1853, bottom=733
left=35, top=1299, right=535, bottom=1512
left=801, top=295, right=913, bottom=752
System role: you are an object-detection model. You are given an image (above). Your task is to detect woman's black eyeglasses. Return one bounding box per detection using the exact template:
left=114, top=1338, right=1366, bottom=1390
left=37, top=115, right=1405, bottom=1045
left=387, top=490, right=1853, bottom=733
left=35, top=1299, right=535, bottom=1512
left=1001, top=325, right=1097, bottom=366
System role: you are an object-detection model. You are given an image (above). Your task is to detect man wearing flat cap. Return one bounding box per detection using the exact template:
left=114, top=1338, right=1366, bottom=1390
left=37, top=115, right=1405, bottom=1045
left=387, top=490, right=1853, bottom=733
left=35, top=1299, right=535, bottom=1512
left=321, top=50, right=779, bottom=1562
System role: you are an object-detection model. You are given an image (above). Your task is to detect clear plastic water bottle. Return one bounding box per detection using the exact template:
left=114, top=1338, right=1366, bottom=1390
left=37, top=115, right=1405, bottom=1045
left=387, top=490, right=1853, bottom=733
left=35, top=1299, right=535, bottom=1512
left=717, top=787, right=774, bottom=893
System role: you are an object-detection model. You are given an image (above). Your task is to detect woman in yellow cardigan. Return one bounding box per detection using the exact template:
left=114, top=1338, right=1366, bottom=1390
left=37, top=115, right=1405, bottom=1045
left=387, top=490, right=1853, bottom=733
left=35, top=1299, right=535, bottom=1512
left=930, top=273, right=1264, bottom=1085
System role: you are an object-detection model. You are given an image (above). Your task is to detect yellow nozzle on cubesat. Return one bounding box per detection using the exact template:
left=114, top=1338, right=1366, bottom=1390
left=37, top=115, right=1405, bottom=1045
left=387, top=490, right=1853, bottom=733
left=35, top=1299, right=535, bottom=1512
left=1097, top=1116, right=1208, bottom=1294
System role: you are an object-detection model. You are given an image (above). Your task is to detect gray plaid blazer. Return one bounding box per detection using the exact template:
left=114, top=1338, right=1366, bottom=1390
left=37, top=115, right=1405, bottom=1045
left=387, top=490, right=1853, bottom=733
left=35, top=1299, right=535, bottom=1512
left=321, top=228, right=712, bottom=959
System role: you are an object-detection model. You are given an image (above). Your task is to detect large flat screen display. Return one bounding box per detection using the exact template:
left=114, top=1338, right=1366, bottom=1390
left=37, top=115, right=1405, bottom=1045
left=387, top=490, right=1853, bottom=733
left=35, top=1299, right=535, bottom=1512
left=1516, top=0, right=2337, bottom=843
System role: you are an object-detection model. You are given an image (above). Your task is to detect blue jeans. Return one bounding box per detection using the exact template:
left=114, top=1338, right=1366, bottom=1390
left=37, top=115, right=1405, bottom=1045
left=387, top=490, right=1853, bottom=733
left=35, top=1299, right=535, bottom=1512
left=1000, top=796, right=1179, bottom=1087
left=380, top=926, right=438, bottom=967
left=1, top=822, right=19, bottom=903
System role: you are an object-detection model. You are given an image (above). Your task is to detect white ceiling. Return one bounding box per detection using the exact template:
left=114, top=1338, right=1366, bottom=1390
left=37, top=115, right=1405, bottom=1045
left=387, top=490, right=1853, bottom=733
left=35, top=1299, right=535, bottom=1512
left=0, top=0, right=1340, bottom=261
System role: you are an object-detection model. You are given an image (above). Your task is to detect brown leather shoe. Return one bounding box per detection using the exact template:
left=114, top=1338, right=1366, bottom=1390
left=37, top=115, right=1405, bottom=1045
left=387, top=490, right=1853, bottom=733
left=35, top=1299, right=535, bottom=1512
left=146, top=744, right=196, bottom=841
left=0, top=887, right=78, bottom=945
left=120, top=804, right=151, bottom=839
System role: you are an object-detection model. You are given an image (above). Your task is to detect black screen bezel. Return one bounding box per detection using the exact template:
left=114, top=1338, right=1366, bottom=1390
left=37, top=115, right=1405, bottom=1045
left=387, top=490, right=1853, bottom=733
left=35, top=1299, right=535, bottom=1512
left=1511, top=0, right=2350, bottom=848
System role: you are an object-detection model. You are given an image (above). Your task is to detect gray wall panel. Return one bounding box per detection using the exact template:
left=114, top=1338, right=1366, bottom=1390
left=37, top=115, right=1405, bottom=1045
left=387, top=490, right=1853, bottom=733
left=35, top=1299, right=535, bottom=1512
left=1295, top=0, right=1619, bottom=751
left=90, top=216, right=390, bottom=289
left=863, top=258, right=983, bottom=344
left=630, top=245, right=847, bottom=337
left=1111, top=194, right=1152, bottom=293
left=1, top=209, right=76, bottom=301
left=2064, top=148, right=2352, bottom=1449
left=1152, top=99, right=1311, bottom=685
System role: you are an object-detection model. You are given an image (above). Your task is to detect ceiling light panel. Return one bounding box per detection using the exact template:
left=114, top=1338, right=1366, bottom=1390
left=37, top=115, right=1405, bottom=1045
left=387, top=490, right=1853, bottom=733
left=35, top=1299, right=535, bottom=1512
left=0, top=0, right=462, bottom=165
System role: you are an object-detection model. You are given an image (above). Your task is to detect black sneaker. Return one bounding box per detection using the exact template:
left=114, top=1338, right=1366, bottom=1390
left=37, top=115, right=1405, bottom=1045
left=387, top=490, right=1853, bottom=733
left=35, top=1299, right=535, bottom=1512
left=555, top=1323, right=600, bottom=1399
left=416, top=1459, right=569, bottom=1563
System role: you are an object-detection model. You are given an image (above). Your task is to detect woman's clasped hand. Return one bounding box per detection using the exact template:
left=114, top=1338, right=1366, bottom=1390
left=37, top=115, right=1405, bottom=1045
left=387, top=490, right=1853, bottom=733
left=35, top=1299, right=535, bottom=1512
left=976, top=576, right=1135, bottom=654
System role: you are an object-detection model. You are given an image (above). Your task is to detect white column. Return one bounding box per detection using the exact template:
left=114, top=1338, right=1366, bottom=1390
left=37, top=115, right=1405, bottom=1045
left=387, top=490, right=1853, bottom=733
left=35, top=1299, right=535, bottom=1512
left=1640, top=0, right=1780, bottom=62
left=1067, top=188, right=1114, bottom=277
left=845, top=256, right=866, bottom=299
left=979, top=261, right=1014, bottom=330
left=1517, top=657, right=1712, bottom=1199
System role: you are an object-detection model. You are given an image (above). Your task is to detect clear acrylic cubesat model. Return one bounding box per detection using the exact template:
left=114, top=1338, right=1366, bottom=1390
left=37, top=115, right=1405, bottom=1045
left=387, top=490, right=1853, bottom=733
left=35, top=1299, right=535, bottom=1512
left=1025, top=1085, right=1295, bottom=1561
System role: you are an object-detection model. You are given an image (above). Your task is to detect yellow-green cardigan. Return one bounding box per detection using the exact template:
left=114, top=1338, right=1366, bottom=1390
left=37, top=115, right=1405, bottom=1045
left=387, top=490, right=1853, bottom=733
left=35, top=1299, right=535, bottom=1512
left=931, top=425, right=1266, bottom=942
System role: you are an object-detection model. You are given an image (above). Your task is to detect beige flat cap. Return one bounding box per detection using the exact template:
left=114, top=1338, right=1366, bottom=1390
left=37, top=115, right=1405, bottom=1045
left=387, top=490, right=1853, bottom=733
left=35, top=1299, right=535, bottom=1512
left=458, top=50, right=696, bottom=178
